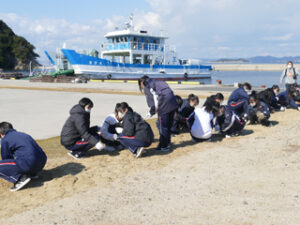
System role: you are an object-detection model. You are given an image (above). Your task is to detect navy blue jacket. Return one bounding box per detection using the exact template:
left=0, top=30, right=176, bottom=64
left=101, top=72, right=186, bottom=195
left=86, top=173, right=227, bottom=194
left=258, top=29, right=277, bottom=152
left=217, top=106, right=245, bottom=133
left=180, top=99, right=195, bottom=118
left=278, top=90, right=298, bottom=109
left=121, top=109, right=154, bottom=144
left=144, top=78, right=178, bottom=116
left=1, top=129, right=47, bottom=173
left=228, top=87, right=250, bottom=113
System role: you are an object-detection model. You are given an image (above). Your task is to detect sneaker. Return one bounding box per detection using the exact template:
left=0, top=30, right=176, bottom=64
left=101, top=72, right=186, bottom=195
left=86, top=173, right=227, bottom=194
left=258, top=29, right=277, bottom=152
left=68, top=151, right=82, bottom=160
left=159, top=146, right=170, bottom=152
left=225, top=134, right=232, bottom=138
left=10, top=175, right=31, bottom=192
left=104, top=145, right=117, bottom=152
left=135, top=147, right=145, bottom=158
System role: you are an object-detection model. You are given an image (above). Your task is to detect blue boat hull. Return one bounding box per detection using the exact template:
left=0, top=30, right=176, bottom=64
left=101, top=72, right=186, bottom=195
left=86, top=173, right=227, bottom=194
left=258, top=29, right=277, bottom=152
left=61, top=49, right=212, bottom=80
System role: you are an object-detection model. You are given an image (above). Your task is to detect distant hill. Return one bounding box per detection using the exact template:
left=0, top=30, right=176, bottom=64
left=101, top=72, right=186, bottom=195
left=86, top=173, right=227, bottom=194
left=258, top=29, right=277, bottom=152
left=248, top=56, right=300, bottom=64
left=0, top=20, right=39, bottom=70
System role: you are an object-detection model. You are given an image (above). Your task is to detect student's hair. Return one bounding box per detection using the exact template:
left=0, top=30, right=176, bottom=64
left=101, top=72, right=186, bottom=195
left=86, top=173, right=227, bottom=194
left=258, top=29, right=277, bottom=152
left=175, top=95, right=183, bottom=108
left=215, top=93, right=224, bottom=101
left=288, top=87, right=297, bottom=98
left=79, top=97, right=94, bottom=108
left=138, top=75, right=149, bottom=92
left=115, top=102, right=132, bottom=113
left=272, top=85, right=279, bottom=91
left=204, top=97, right=220, bottom=113
left=287, top=61, right=293, bottom=66
left=243, top=82, right=252, bottom=90
left=0, top=122, right=13, bottom=135
left=188, top=94, right=199, bottom=103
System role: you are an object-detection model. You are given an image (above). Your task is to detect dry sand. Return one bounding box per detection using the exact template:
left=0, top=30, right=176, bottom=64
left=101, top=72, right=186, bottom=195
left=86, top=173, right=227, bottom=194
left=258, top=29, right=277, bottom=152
left=0, top=109, right=300, bottom=225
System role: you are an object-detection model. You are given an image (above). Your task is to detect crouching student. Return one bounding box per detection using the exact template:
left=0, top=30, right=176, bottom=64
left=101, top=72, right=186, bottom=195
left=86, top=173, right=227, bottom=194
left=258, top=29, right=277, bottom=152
left=0, top=122, right=47, bottom=192
left=60, top=98, right=104, bottom=159
left=187, top=98, right=220, bottom=142
left=216, top=106, right=245, bottom=138
left=172, top=94, right=199, bottom=134
left=171, top=95, right=184, bottom=134
left=277, top=87, right=300, bottom=111
left=204, top=93, right=224, bottom=106
left=115, top=102, right=154, bottom=158
left=99, top=113, right=123, bottom=152
left=228, top=82, right=251, bottom=118
left=248, top=95, right=271, bottom=126
left=138, top=76, right=178, bottom=151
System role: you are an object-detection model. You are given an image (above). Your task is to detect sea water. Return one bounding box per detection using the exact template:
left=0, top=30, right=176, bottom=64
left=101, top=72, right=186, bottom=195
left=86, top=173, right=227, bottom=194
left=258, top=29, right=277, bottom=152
left=205, top=70, right=283, bottom=87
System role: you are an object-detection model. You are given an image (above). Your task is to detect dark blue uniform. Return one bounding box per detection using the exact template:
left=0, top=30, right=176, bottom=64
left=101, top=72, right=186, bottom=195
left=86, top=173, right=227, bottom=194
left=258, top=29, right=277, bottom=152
left=278, top=90, right=298, bottom=109
left=144, top=78, right=178, bottom=148
left=0, top=129, right=47, bottom=183
left=228, top=87, right=250, bottom=116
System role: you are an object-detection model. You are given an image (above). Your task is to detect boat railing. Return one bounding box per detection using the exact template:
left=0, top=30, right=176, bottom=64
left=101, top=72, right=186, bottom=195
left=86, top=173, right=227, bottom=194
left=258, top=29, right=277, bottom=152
left=104, top=42, right=165, bottom=52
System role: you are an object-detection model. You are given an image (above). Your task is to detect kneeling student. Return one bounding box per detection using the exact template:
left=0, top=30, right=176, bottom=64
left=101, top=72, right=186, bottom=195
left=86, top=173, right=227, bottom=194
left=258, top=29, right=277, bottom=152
left=277, top=87, right=300, bottom=111
left=115, top=102, right=154, bottom=158
left=248, top=95, right=271, bottom=126
left=99, top=113, right=123, bottom=152
left=60, top=98, right=104, bottom=159
left=216, top=106, right=245, bottom=138
left=0, top=122, right=47, bottom=192
left=188, top=98, right=220, bottom=142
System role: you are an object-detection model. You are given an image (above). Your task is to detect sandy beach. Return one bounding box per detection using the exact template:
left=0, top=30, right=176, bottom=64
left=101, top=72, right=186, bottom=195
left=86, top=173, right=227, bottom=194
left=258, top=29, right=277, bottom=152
left=0, top=80, right=299, bottom=225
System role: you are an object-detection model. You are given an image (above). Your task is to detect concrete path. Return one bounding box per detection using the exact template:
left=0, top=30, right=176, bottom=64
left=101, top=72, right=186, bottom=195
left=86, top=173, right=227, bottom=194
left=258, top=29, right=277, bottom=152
left=0, top=88, right=149, bottom=139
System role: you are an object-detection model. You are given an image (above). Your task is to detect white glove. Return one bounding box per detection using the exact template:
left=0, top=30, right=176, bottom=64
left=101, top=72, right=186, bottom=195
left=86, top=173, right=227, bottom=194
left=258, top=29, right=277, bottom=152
left=145, top=112, right=152, bottom=119
left=115, top=127, right=123, bottom=134
left=298, top=107, right=300, bottom=111
left=113, top=134, right=118, bottom=140
left=275, top=97, right=279, bottom=101
left=280, top=106, right=285, bottom=111
left=95, top=141, right=104, bottom=151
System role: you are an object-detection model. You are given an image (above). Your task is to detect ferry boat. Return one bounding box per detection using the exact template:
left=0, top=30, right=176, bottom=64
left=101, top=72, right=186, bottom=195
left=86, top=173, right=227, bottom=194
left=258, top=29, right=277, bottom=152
left=52, top=16, right=212, bottom=80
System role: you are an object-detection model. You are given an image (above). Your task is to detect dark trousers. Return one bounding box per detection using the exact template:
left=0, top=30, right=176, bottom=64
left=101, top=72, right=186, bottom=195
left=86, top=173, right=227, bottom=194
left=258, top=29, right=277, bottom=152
left=119, top=136, right=150, bottom=154
left=228, top=100, right=248, bottom=116
left=66, top=139, right=95, bottom=155
left=158, top=110, right=175, bottom=148
left=0, top=158, right=46, bottom=184
left=286, top=83, right=296, bottom=91
left=225, top=119, right=245, bottom=135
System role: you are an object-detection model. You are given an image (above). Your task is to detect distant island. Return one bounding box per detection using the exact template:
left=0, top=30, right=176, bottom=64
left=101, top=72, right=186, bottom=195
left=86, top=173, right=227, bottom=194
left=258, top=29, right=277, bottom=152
left=208, top=56, right=300, bottom=64
left=0, top=20, right=40, bottom=71
left=211, top=58, right=249, bottom=63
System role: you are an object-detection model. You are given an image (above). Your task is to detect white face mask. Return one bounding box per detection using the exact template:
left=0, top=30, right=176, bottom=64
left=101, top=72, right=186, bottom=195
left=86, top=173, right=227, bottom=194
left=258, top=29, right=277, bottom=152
left=287, top=64, right=292, bottom=69
left=118, top=111, right=125, bottom=119
left=85, top=108, right=91, bottom=113
left=250, top=103, right=256, bottom=107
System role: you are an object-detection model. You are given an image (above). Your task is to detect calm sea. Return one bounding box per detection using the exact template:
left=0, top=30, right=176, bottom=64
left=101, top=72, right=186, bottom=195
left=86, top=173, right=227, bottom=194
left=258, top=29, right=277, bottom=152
left=201, top=70, right=283, bottom=87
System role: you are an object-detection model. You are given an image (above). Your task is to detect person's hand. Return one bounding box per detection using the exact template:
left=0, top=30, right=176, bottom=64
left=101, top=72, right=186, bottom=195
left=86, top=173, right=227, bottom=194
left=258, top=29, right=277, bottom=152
left=145, top=112, right=152, bottom=119
left=275, top=97, right=279, bottom=101
left=298, top=107, right=300, bottom=111
left=95, top=142, right=104, bottom=151
left=113, top=134, right=118, bottom=140
left=280, top=106, right=286, bottom=111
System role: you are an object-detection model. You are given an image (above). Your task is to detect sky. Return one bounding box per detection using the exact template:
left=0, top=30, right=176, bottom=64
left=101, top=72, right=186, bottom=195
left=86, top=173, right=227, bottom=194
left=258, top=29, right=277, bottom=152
left=1, top=0, right=300, bottom=64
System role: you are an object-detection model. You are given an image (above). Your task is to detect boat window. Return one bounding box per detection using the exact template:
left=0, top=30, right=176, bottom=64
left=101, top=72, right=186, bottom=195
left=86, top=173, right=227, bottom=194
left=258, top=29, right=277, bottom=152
left=133, top=37, right=137, bottom=42
left=116, top=37, right=119, bottom=43
left=124, top=36, right=128, bottom=42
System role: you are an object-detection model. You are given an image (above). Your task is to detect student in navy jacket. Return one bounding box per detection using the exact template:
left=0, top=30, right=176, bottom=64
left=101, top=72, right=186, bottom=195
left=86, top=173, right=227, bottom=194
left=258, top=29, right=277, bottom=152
left=277, top=87, right=300, bottom=111
left=228, top=83, right=252, bottom=117
left=0, top=122, right=47, bottom=192
left=60, top=98, right=104, bottom=159
left=115, top=102, right=154, bottom=158
left=138, top=76, right=178, bottom=151
left=216, top=106, right=245, bottom=137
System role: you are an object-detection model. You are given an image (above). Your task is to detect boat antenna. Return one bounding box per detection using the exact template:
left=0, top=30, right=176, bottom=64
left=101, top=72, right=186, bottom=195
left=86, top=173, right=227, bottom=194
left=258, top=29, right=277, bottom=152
left=129, top=13, right=134, bottom=30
